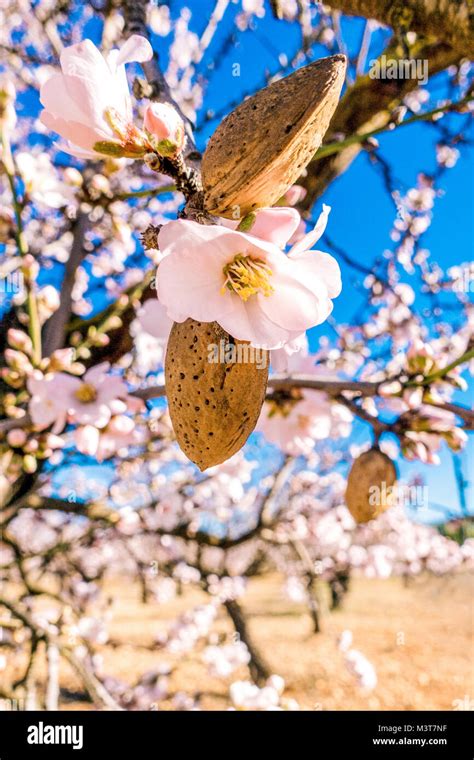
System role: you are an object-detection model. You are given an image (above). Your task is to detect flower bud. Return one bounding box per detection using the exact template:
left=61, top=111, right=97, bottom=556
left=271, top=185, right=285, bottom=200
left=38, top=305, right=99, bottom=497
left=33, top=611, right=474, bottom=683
left=7, top=428, right=27, bottom=448
left=7, top=328, right=33, bottom=355
left=4, top=348, right=33, bottom=375
left=144, top=103, right=185, bottom=157
left=90, top=173, right=111, bottom=196
left=37, top=285, right=60, bottom=322
left=406, top=340, right=436, bottom=375
left=48, top=348, right=74, bottom=372
left=21, top=254, right=40, bottom=282
left=1, top=367, right=23, bottom=388
left=24, top=438, right=39, bottom=453
left=44, top=434, right=65, bottom=450
left=22, top=454, right=38, bottom=473
left=63, top=167, right=83, bottom=186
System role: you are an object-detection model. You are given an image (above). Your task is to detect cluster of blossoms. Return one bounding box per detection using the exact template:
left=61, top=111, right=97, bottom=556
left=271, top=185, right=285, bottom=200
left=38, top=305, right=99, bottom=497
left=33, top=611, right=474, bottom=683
left=202, top=641, right=251, bottom=678
left=257, top=339, right=353, bottom=454
left=156, top=604, right=218, bottom=654
left=3, top=325, right=146, bottom=464
left=229, top=675, right=299, bottom=711
left=268, top=465, right=472, bottom=592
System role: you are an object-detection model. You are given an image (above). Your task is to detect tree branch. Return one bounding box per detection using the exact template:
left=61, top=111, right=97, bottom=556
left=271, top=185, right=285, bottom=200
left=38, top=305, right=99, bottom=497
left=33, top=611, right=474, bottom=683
left=326, top=0, right=474, bottom=58
left=42, top=212, right=89, bottom=356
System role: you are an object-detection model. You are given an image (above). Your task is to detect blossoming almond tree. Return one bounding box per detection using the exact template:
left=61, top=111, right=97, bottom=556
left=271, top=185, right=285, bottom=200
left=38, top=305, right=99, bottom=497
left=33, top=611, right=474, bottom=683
left=0, top=0, right=472, bottom=711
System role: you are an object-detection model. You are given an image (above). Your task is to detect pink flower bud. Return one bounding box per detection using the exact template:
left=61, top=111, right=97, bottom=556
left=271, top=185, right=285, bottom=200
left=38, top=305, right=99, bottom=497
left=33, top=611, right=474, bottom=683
left=283, top=185, right=307, bottom=206
left=7, top=428, right=27, bottom=447
left=143, top=103, right=185, bottom=157
left=63, top=167, right=83, bottom=186
left=108, top=415, right=135, bottom=434
left=7, top=328, right=33, bottom=355
left=4, top=348, right=32, bottom=374
left=21, top=254, right=39, bottom=281
left=49, top=348, right=74, bottom=372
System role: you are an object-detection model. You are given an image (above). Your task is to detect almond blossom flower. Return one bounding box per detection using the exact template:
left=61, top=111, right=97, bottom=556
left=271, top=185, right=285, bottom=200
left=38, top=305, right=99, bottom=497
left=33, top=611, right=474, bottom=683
left=156, top=205, right=341, bottom=350
left=28, top=363, right=137, bottom=433
left=401, top=406, right=467, bottom=464
left=257, top=349, right=353, bottom=455
left=39, top=35, right=153, bottom=159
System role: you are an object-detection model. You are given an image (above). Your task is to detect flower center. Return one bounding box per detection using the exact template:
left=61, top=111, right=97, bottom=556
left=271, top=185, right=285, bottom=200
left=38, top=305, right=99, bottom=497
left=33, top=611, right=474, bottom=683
left=222, top=254, right=274, bottom=301
left=74, top=382, right=98, bottom=404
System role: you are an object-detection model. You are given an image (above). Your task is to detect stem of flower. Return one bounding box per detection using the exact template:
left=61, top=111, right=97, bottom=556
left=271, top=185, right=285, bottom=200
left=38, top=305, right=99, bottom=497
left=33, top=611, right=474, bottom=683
left=112, top=183, right=176, bottom=201
left=1, top=133, right=42, bottom=365
left=422, top=348, right=474, bottom=385
left=314, top=94, right=472, bottom=162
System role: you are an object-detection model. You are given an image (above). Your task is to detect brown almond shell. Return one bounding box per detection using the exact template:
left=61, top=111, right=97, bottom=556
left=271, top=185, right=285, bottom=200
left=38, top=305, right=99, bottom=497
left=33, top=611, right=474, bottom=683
left=201, top=54, right=346, bottom=218
left=345, top=447, right=398, bottom=523
left=165, top=319, right=269, bottom=470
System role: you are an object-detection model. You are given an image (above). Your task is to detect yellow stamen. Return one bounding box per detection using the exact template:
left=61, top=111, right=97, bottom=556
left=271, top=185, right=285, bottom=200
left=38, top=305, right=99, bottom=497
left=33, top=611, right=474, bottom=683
left=74, top=382, right=98, bottom=404
left=222, top=253, right=274, bottom=301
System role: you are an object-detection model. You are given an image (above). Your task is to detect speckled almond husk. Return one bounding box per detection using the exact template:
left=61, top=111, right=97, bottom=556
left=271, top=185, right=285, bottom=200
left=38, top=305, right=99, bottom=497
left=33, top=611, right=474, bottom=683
left=165, top=319, right=269, bottom=471
left=201, top=54, right=346, bottom=218
left=345, top=447, right=398, bottom=524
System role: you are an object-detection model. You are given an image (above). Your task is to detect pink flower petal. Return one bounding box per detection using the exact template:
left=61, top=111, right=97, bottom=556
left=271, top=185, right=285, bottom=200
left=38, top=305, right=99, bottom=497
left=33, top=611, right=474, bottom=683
left=137, top=299, right=173, bottom=340
left=257, top=266, right=327, bottom=332
left=40, top=73, right=90, bottom=125
left=116, top=34, right=153, bottom=66
left=60, top=39, right=110, bottom=81
left=247, top=207, right=301, bottom=247
left=290, top=250, right=342, bottom=299
left=288, top=204, right=331, bottom=256
left=40, top=111, right=108, bottom=153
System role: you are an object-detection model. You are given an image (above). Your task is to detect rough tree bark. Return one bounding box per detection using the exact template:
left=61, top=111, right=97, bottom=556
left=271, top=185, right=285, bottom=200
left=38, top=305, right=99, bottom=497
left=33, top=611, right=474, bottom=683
left=327, top=0, right=474, bottom=57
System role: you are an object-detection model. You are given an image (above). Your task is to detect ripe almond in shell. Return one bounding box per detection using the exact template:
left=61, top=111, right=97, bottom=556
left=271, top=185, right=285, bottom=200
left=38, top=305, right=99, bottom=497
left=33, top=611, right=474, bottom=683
left=201, top=54, right=346, bottom=218
left=165, top=319, right=269, bottom=471
left=345, top=447, right=397, bottom=523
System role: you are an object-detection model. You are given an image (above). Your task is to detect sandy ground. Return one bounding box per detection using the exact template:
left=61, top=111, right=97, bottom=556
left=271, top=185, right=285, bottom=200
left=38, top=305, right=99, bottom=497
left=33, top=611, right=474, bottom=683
left=3, top=572, right=473, bottom=710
